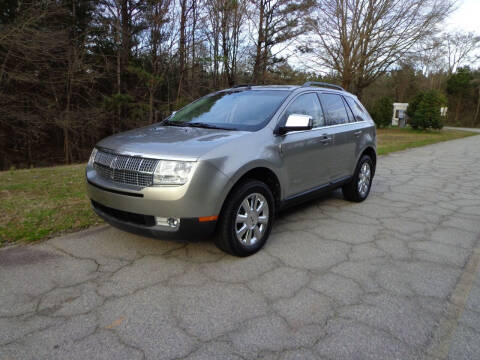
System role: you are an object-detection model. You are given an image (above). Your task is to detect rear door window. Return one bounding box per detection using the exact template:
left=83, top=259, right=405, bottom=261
left=344, top=96, right=367, bottom=122
left=319, top=93, right=349, bottom=126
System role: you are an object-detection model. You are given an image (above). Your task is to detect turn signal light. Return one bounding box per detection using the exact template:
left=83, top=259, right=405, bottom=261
left=198, top=215, right=218, bottom=222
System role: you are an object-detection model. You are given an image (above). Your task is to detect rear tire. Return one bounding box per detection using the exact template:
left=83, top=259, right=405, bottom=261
left=342, top=155, right=374, bottom=202
left=214, top=179, right=275, bottom=257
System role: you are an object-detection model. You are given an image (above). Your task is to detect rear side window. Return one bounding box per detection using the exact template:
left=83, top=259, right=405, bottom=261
left=283, top=93, right=325, bottom=128
left=342, top=97, right=355, bottom=123
left=319, top=93, right=349, bottom=125
left=344, top=96, right=367, bottom=122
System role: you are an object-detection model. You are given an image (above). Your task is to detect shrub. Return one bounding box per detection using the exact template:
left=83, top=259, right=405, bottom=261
left=371, top=96, right=393, bottom=128
left=406, top=93, right=422, bottom=120
left=408, top=90, right=446, bottom=130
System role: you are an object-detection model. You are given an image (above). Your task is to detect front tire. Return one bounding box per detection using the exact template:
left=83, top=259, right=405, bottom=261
left=342, top=155, right=374, bottom=202
left=214, top=179, right=275, bottom=257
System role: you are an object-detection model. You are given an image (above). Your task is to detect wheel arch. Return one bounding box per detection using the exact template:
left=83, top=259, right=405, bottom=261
left=219, top=164, right=282, bottom=214
left=358, top=146, right=377, bottom=175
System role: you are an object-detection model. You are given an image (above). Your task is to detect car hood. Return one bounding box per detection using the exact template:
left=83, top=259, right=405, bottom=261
left=96, top=124, right=249, bottom=160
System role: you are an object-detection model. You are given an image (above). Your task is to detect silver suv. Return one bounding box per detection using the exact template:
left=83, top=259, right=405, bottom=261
left=86, top=82, right=376, bottom=256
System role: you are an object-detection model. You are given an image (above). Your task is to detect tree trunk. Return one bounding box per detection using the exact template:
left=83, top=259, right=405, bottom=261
left=149, top=84, right=154, bottom=123
left=474, top=87, right=480, bottom=126
left=64, top=0, right=76, bottom=165
left=261, top=28, right=268, bottom=84
left=191, top=0, right=197, bottom=94
left=354, top=80, right=364, bottom=101
left=455, top=98, right=462, bottom=124
left=177, top=0, right=187, bottom=104
left=212, top=14, right=219, bottom=90
left=230, top=4, right=240, bottom=86
left=120, top=0, right=130, bottom=72
left=252, top=0, right=265, bottom=84
left=64, top=75, right=71, bottom=164
left=221, top=6, right=230, bottom=87
left=115, top=14, right=121, bottom=133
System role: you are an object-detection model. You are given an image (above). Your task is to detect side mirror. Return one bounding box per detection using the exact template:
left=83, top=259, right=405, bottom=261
left=278, top=114, right=313, bottom=135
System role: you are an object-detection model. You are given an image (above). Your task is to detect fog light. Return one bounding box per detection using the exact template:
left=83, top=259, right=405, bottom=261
left=155, top=217, right=180, bottom=230
left=168, top=218, right=179, bottom=227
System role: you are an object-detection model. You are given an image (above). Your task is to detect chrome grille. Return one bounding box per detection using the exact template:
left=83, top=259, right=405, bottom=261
left=93, top=150, right=158, bottom=187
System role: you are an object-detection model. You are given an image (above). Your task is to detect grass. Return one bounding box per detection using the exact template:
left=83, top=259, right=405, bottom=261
left=0, top=127, right=478, bottom=246
left=376, top=127, right=477, bottom=155
left=0, top=164, right=102, bottom=245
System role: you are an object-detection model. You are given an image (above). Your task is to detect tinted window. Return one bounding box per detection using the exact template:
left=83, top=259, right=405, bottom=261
left=283, top=93, right=325, bottom=128
left=319, top=93, right=349, bottom=125
left=342, top=97, right=355, bottom=123
left=344, top=96, right=366, bottom=122
left=168, top=90, right=289, bottom=131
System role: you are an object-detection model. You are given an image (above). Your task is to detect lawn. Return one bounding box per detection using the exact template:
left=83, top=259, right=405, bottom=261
left=0, top=164, right=102, bottom=245
left=376, top=127, right=477, bottom=155
left=1, top=127, right=478, bottom=246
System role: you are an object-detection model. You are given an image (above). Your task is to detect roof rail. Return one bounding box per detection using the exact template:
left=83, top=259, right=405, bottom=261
left=232, top=84, right=253, bottom=89
left=302, top=81, right=344, bottom=91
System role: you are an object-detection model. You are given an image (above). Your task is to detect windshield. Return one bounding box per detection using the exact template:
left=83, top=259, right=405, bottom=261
left=165, top=90, right=290, bottom=131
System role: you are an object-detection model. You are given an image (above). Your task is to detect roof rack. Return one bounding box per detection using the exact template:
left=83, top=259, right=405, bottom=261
left=302, top=81, right=344, bottom=91
left=232, top=84, right=253, bottom=89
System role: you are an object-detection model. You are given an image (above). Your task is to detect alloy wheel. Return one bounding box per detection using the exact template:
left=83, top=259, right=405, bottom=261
left=357, top=162, right=371, bottom=197
left=235, top=193, right=269, bottom=246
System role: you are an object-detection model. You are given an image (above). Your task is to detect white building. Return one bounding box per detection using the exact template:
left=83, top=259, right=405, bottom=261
left=392, top=103, right=448, bottom=126
left=392, top=103, right=408, bottom=126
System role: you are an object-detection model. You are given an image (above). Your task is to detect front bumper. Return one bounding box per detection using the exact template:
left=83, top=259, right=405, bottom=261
left=86, top=160, right=228, bottom=240
left=86, top=160, right=228, bottom=217
left=92, top=200, right=216, bottom=240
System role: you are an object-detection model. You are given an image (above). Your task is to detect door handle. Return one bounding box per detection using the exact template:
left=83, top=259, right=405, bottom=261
left=320, top=134, right=332, bottom=145
left=354, top=130, right=362, bottom=137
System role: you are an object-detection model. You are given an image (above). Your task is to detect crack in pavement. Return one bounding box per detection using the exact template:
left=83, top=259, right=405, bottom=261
left=1, top=134, right=480, bottom=359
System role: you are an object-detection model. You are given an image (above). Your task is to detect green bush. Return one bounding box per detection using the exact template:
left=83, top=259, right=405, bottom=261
left=371, top=96, right=393, bottom=128
left=407, top=90, right=446, bottom=130
left=406, top=93, right=422, bottom=120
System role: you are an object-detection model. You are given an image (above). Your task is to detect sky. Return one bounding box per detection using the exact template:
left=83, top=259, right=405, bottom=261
left=290, top=0, right=480, bottom=71
left=446, top=0, right=480, bottom=32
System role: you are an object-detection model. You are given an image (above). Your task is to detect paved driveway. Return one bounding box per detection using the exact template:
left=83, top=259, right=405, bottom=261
left=1, top=135, right=480, bottom=360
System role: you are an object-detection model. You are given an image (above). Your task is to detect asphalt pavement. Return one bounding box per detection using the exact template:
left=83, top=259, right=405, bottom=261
left=1, top=133, right=480, bottom=360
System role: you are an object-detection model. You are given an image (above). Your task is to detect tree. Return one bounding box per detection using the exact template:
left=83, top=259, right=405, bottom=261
left=143, top=0, right=174, bottom=122
left=3, top=0, right=480, bottom=170
left=406, top=93, right=423, bottom=121
left=447, top=67, right=473, bottom=124
left=371, top=97, right=393, bottom=128
left=97, top=0, right=145, bottom=130
left=204, top=0, right=247, bottom=88
left=304, top=0, right=454, bottom=99
left=444, top=32, right=480, bottom=75
left=408, top=90, right=445, bottom=130
left=0, top=1, right=102, bottom=166
left=251, top=0, right=313, bottom=84
left=391, top=63, right=419, bottom=103
left=176, top=0, right=190, bottom=102
left=221, top=0, right=247, bottom=86
left=473, top=75, right=480, bottom=126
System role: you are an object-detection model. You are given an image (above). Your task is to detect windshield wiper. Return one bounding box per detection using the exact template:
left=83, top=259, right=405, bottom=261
left=162, top=120, right=187, bottom=127
left=184, top=122, right=235, bottom=130
left=163, top=120, right=235, bottom=130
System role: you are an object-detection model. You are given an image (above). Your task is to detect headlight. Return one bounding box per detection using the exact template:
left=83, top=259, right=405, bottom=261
left=88, top=148, right=98, bottom=165
left=153, top=160, right=196, bottom=185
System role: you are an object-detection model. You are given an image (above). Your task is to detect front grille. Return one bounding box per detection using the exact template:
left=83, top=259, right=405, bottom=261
left=93, top=149, right=158, bottom=187
left=92, top=200, right=156, bottom=227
